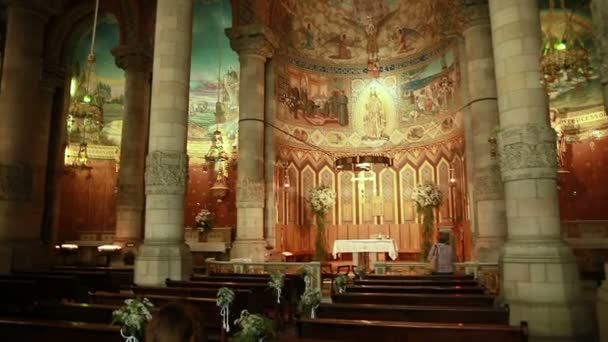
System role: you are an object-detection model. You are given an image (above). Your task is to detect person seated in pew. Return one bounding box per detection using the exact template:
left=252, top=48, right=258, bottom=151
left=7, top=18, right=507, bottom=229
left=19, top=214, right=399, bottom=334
left=428, top=232, right=453, bottom=275
left=146, top=302, right=207, bottom=342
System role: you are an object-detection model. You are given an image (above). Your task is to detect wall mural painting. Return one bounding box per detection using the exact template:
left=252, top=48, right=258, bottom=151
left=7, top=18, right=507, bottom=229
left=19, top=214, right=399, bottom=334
left=188, top=0, right=239, bottom=162
left=276, top=43, right=462, bottom=149
left=538, top=2, right=606, bottom=135
left=279, top=0, right=461, bottom=65
left=70, top=17, right=125, bottom=147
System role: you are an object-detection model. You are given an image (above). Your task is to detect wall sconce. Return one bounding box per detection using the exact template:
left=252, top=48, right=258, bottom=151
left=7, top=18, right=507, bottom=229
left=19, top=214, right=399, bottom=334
left=280, top=160, right=290, bottom=189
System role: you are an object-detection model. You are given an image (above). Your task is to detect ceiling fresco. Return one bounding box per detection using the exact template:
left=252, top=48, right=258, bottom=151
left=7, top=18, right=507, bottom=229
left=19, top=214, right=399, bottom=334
left=275, top=42, right=463, bottom=151
left=278, top=0, right=461, bottom=65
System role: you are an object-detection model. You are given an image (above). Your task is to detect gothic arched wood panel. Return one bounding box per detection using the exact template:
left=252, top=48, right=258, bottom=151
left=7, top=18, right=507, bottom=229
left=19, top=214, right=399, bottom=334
left=379, top=168, right=398, bottom=224
left=400, top=164, right=416, bottom=223
left=338, top=171, right=355, bottom=225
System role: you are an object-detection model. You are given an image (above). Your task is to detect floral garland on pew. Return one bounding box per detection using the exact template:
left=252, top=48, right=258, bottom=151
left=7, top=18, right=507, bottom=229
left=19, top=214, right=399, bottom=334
left=216, top=287, right=235, bottom=333
left=112, top=297, right=154, bottom=342
left=267, top=271, right=285, bottom=304
left=232, top=309, right=275, bottom=342
left=333, top=274, right=348, bottom=293
left=299, top=287, right=322, bottom=319
left=411, top=182, right=443, bottom=260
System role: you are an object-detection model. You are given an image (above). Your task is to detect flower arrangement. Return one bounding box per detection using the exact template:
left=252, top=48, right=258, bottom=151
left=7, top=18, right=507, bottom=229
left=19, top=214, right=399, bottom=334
left=333, top=274, right=348, bottom=293
left=411, top=182, right=443, bottom=208
left=307, top=185, right=336, bottom=215
left=307, top=185, right=336, bottom=261
left=111, top=297, right=154, bottom=342
left=298, top=266, right=313, bottom=290
left=299, top=287, right=322, bottom=319
left=216, top=287, right=235, bottom=332
left=232, top=310, right=275, bottom=342
left=411, top=182, right=443, bottom=260
left=195, top=208, right=214, bottom=233
left=353, top=265, right=368, bottom=279
left=267, top=271, right=285, bottom=304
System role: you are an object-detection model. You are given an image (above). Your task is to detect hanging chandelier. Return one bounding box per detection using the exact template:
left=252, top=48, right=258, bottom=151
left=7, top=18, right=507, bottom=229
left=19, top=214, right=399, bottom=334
left=65, top=0, right=103, bottom=171
left=540, top=0, right=592, bottom=92
left=335, top=154, right=393, bottom=172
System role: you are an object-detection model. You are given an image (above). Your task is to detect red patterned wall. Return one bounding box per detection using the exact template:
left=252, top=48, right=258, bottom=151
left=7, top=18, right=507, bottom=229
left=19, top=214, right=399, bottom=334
left=57, top=160, right=118, bottom=242
left=184, top=164, right=237, bottom=229
left=559, top=137, right=608, bottom=220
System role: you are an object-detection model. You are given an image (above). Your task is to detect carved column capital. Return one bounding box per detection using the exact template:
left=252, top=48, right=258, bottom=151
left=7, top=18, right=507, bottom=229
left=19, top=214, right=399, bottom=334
left=497, top=123, right=558, bottom=182
left=226, top=24, right=279, bottom=59
left=236, top=176, right=265, bottom=207
left=473, top=164, right=504, bottom=201
left=0, top=164, right=33, bottom=201
left=462, top=0, right=490, bottom=31
left=145, top=151, right=188, bottom=195
left=111, top=44, right=153, bottom=73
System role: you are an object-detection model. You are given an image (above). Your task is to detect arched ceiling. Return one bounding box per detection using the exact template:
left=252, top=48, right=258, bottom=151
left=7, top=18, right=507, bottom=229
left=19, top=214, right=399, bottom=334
left=275, top=0, right=462, bottom=65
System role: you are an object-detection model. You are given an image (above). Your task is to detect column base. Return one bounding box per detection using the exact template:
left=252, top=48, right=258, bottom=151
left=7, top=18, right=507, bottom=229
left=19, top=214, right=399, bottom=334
left=0, top=240, right=49, bottom=273
left=134, top=242, right=192, bottom=286
left=474, top=236, right=505, bottom=262
left=230, top=239, right=269, bottom=262
left=501, top=240, right=593, bottom=341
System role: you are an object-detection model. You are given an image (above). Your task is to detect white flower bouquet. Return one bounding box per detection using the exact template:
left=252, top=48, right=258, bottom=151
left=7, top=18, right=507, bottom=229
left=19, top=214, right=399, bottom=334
left=195, top=208, right=214, bottom=233
left=112, top=297, right=154, bottom=341
left=307, top=185, right=336, bottom=215
left=411, top=182, right=443, bottom=208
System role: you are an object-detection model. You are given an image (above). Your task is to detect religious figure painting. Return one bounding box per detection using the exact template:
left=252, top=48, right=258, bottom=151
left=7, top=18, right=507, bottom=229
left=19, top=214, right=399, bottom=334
left=279, top=0, right=460, bottom=64
left=279, top=67, right=350, bottom=127
left=363, top=89, right=388, bottom=141
left=398, top=53, right=458, bottom=124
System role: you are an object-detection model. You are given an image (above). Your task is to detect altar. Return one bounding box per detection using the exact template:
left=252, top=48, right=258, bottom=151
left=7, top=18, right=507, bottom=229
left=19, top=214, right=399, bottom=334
left=332, top=239, right=399, bottom=268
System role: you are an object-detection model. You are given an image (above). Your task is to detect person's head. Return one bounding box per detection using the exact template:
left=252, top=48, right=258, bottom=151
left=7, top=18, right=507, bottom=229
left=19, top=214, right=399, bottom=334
left=438, top=232, right=450, bottom=244
left=146, top=302, right=206, bottom=342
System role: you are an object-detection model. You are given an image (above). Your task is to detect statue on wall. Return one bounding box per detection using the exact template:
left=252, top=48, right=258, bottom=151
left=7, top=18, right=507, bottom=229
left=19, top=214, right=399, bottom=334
left=364, top=89, right=386, bottom=139
left=343, top=8, right=398, bottom=62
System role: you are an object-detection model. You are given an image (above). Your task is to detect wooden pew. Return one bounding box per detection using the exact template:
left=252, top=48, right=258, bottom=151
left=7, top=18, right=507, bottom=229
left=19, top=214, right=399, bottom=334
left=0, top=318, right=123, bottom=342
left=354, top=278, right=480, bottom=287
left=88, top=292, right=236, bottom=341
left=346, top=284, right=486, bottom=294
left=52, top=266, right=134, bottom=289
left=365, top=274, right=475, bottom=281
left=296, top=318, right=528, bottom=342
left=132, top=285, right=261, bottom=312
left=316, top=303, right=509, bottom=324
left=0, top=274, right=84, bottom=301
left=332, top=292, right=495, bottom=307
left=12, top=270, right=118, bottom=292
left=0, top=279, right=38, bottom=310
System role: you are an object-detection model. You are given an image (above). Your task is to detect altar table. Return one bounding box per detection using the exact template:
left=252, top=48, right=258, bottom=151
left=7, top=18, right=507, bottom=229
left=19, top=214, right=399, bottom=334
left=332, top=239, right=399, bottom=266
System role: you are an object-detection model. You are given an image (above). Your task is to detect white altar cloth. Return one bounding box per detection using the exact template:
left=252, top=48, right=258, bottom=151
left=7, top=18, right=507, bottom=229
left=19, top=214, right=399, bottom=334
left=332, top=239, right=399, bottom=261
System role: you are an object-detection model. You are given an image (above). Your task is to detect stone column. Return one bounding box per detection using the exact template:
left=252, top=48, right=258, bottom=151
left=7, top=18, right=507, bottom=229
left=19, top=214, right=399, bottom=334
left=39, top=64, right=68, bottom=246
left=264, top=58, right=276, bottom=249
left=591, top=0, right=608, bottom=113
left=0, top=1, right=53, bottom=272
left=226, top=24, right=278, bottom=261
left=134, top=0, right=193, bottom=286
left=112, top=45, right=152, bottom=247
left=489, top=0, right=591, bottom=340
left=463, top=0, right=506, bottom=262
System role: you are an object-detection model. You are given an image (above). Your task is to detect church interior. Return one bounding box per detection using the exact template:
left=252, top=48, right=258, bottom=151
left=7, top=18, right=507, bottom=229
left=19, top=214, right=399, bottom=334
left=0, top=0, right=607, bottom=341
